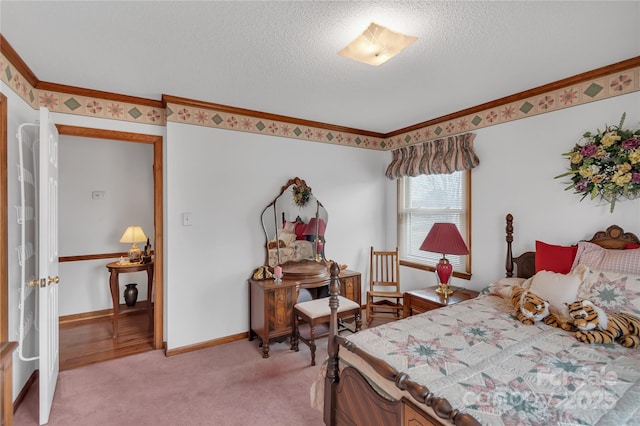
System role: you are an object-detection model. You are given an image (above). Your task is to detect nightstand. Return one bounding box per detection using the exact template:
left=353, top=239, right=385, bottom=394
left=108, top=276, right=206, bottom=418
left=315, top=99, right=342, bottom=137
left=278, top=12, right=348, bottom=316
left=403, top=285, right=479, bottom=317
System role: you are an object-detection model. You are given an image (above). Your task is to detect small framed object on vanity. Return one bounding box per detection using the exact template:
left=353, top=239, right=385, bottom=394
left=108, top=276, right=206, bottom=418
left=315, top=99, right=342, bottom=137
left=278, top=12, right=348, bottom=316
left=141, top=238, right=152, bottom=264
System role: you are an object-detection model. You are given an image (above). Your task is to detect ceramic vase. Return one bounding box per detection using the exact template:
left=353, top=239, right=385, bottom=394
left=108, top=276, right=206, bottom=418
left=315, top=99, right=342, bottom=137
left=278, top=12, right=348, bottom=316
left=124, top=283, right=138, bottom=307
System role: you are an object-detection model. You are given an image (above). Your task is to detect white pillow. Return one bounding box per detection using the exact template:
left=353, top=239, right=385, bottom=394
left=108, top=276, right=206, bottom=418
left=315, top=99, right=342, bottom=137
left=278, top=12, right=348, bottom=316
left=528, top=266, right=586, bottom=320
left=277, top=232, right=297, bottom=246
left=282, top=221, right=296, bottom=233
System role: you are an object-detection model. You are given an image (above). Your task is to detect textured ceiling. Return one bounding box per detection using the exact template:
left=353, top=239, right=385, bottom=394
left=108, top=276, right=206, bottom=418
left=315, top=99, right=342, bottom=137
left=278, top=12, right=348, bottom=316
left=1, top=1, right=639, bottom=133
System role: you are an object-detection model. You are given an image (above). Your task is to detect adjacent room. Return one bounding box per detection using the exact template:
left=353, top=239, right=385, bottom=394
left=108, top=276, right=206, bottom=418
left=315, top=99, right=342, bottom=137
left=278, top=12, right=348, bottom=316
left=1, top=1, right=639, bottom=425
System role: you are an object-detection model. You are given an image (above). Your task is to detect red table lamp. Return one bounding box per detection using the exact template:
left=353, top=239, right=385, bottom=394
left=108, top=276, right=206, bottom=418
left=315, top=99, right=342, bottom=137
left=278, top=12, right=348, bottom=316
left=419, top=223, right=469, bottom=295
left=303, top=218, right=326, bottom=260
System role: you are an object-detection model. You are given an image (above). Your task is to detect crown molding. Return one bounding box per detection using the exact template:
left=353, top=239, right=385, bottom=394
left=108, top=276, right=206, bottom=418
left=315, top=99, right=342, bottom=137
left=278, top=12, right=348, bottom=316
left=383, top=57, right=640, bottom=150
left=1, top=33, right=638, bottom=150
left=163, top=94, right=386, bottom=149
left=388, top=56, right=640, bottom=138
left=0, top=34, right=38, bottom=87
left=37, top=81, right=163, bottom=109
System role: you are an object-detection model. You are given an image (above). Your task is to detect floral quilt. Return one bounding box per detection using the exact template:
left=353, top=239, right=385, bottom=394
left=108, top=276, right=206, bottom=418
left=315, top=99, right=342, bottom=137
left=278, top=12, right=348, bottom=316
left=344, top=294, right=640, bottom=426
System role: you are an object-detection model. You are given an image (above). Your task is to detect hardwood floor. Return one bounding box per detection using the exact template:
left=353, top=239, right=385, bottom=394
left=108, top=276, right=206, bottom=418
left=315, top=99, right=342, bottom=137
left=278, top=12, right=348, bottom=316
left=60, top=302, right=154, bottom=371
left=58, top=304, right=388, bottom=372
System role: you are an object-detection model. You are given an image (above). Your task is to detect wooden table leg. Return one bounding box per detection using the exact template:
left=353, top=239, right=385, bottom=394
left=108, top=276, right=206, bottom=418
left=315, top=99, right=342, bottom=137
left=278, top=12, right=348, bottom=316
left=147, top=265, right=154, bottom=329
left=109, top=269, right=119, bottom=338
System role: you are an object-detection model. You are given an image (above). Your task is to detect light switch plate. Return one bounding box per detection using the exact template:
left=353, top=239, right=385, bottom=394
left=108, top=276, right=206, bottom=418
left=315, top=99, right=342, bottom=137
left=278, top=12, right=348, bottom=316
left=183, top=212, right=193, bottom=226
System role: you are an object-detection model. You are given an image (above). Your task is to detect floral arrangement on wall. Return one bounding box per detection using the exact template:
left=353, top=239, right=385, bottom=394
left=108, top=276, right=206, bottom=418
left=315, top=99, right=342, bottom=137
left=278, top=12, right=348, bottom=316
left=556, top=113, right=640, bottom=212
left=292, top=182, right=311, bottom=208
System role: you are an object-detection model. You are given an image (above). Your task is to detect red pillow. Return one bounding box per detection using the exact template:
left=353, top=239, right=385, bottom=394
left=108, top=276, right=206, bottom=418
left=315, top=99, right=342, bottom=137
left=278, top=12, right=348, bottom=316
left=626, top=243, right=640, bottom=249
left=295, top=222, right=306, bottom=240
left=535, top=241, right=578, bottom=274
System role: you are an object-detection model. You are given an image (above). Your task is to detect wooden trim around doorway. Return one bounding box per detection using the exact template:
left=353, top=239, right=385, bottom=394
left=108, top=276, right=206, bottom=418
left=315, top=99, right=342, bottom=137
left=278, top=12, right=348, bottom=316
left=56, top=125, right=164, bottom=349
left=0, top=93, right=7, bottom=342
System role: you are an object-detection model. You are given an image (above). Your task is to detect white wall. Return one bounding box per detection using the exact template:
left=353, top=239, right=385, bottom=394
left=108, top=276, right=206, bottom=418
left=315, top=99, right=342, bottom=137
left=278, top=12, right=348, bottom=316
left=395, top=92, right=640, bottom=293
left=165, top=122, right=387, bottom=349
left=58, top=136, right=153, bottom=315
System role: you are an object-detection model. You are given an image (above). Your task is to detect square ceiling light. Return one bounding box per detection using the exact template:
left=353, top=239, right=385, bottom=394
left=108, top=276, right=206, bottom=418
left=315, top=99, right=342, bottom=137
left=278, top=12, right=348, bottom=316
left=338, top=22, right=418, bottom=66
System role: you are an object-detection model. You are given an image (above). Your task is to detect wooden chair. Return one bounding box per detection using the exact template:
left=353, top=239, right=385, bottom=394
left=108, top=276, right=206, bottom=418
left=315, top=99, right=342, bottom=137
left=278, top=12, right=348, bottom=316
left=366, top=246, right=402, bottom=326
left=291, top=295, right=361, bottom=366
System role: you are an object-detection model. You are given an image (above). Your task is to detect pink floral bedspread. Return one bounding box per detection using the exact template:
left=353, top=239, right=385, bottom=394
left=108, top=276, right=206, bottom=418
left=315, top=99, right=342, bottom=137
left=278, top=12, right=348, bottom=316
left=344, top=294, right=640, bottom=426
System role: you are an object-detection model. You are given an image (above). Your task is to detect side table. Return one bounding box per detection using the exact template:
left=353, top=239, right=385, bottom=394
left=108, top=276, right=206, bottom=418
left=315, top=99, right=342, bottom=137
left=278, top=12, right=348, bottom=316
left=403, top=285, right=479, bottom=317
left=106, top=260, right=154, bottom=338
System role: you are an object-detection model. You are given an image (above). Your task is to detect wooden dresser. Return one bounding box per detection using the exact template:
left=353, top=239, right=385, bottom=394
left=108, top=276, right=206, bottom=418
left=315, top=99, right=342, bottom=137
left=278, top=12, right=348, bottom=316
left=249, top=261, right=360, bottom=358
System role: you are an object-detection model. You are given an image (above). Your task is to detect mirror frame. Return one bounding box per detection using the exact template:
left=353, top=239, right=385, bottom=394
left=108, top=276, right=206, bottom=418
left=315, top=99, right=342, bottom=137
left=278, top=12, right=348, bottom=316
left=260, top=177, right=327, bottom=267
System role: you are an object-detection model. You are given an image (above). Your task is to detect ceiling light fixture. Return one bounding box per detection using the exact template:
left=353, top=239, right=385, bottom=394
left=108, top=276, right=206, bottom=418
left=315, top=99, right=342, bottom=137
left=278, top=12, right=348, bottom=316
left=338, top=22, right=418, bottom=66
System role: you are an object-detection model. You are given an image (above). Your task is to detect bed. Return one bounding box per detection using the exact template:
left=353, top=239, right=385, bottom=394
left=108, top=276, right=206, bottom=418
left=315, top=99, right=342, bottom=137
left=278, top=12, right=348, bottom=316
left=321, top=214, right=640, bottom=426
left=267, top=218, right=314, bottom=267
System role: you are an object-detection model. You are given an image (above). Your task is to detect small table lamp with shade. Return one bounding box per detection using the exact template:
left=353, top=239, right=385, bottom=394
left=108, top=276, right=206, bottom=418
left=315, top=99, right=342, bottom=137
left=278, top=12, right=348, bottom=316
left=120, top=226, right=147, bottom=263
left=419, top=223, right=469, bottom=296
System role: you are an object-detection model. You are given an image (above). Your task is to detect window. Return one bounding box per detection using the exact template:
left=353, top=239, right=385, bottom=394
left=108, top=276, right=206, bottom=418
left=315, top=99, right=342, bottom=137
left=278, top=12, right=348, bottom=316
left=398, top=171, right=471, bottom=278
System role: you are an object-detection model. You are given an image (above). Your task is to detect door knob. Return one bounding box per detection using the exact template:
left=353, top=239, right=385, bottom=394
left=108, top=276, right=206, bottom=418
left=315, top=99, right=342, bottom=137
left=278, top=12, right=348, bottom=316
left=28, top=276, right=59, bottom=287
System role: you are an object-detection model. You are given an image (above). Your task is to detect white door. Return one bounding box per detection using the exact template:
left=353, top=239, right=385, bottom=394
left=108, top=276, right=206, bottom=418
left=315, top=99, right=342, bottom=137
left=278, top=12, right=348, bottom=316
left=37, top=107, right=59, bottom=425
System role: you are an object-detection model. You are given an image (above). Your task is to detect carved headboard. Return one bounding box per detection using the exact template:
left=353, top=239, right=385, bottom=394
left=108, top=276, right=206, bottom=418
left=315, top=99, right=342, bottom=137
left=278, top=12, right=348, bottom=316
left=504, top=213, right=640, bottom=279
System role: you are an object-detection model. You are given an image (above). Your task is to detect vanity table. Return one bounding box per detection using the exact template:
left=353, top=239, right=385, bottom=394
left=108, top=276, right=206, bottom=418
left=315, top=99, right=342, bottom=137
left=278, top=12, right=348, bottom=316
left=249, top=262, right=360, bottom=358
left=249, top=177, right=361, bottom=358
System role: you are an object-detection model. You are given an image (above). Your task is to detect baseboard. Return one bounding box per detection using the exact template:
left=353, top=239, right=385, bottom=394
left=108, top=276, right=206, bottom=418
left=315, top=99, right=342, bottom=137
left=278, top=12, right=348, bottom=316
left=13, top=369, right=37, bottom=414
left=60, top=309, right=247, bottom=358
left=59, top=301, right=151, bottom=326
left=165, top=332, right=248, bottom=357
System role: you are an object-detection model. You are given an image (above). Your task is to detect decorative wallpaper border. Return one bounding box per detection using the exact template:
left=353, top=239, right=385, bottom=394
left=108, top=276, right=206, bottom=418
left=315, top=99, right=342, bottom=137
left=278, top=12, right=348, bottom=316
left=0, top=53, right=166, bottom=126
left=386, top=66, right=640, bottom=151
left=1, top=50, right=638, bottom=151
left=164, top=102, right=385, bottom=149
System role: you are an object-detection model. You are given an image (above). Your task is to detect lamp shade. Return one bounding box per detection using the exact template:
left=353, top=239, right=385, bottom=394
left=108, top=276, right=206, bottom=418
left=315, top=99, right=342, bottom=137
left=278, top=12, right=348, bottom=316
left=419, top=223, right=469, bottom=255
left=303, top=218, right=326, bottom=237
left=119, top=226, right=147, bottom=244
left=420, top=223, right=468, bottom=288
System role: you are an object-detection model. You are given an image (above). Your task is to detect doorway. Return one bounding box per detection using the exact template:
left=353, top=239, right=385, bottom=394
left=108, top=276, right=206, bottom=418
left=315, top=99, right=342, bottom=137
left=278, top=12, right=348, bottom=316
left=56, top=125, right=163, bottom=369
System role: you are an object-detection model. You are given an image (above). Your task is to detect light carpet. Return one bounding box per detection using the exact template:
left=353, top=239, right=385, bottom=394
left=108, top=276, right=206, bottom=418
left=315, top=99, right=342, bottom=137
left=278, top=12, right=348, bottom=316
left=14, top=337, right=327, bottom=426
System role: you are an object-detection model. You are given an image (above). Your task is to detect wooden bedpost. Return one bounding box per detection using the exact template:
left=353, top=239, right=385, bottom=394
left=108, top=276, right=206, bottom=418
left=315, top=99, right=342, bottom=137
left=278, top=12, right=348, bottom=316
left=505, top=213, right=514, bottom=277
left=324, top=261, right=340, bottom=426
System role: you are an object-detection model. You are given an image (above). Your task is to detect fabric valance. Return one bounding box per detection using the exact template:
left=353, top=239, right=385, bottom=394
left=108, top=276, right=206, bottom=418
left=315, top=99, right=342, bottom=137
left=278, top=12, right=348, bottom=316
left=385, top=132, right=480, bottom=179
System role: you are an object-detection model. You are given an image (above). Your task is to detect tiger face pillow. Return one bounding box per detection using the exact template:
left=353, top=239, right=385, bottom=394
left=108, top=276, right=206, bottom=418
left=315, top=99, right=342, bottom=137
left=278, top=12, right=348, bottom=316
left=510, top=286, right=571, bottom=330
